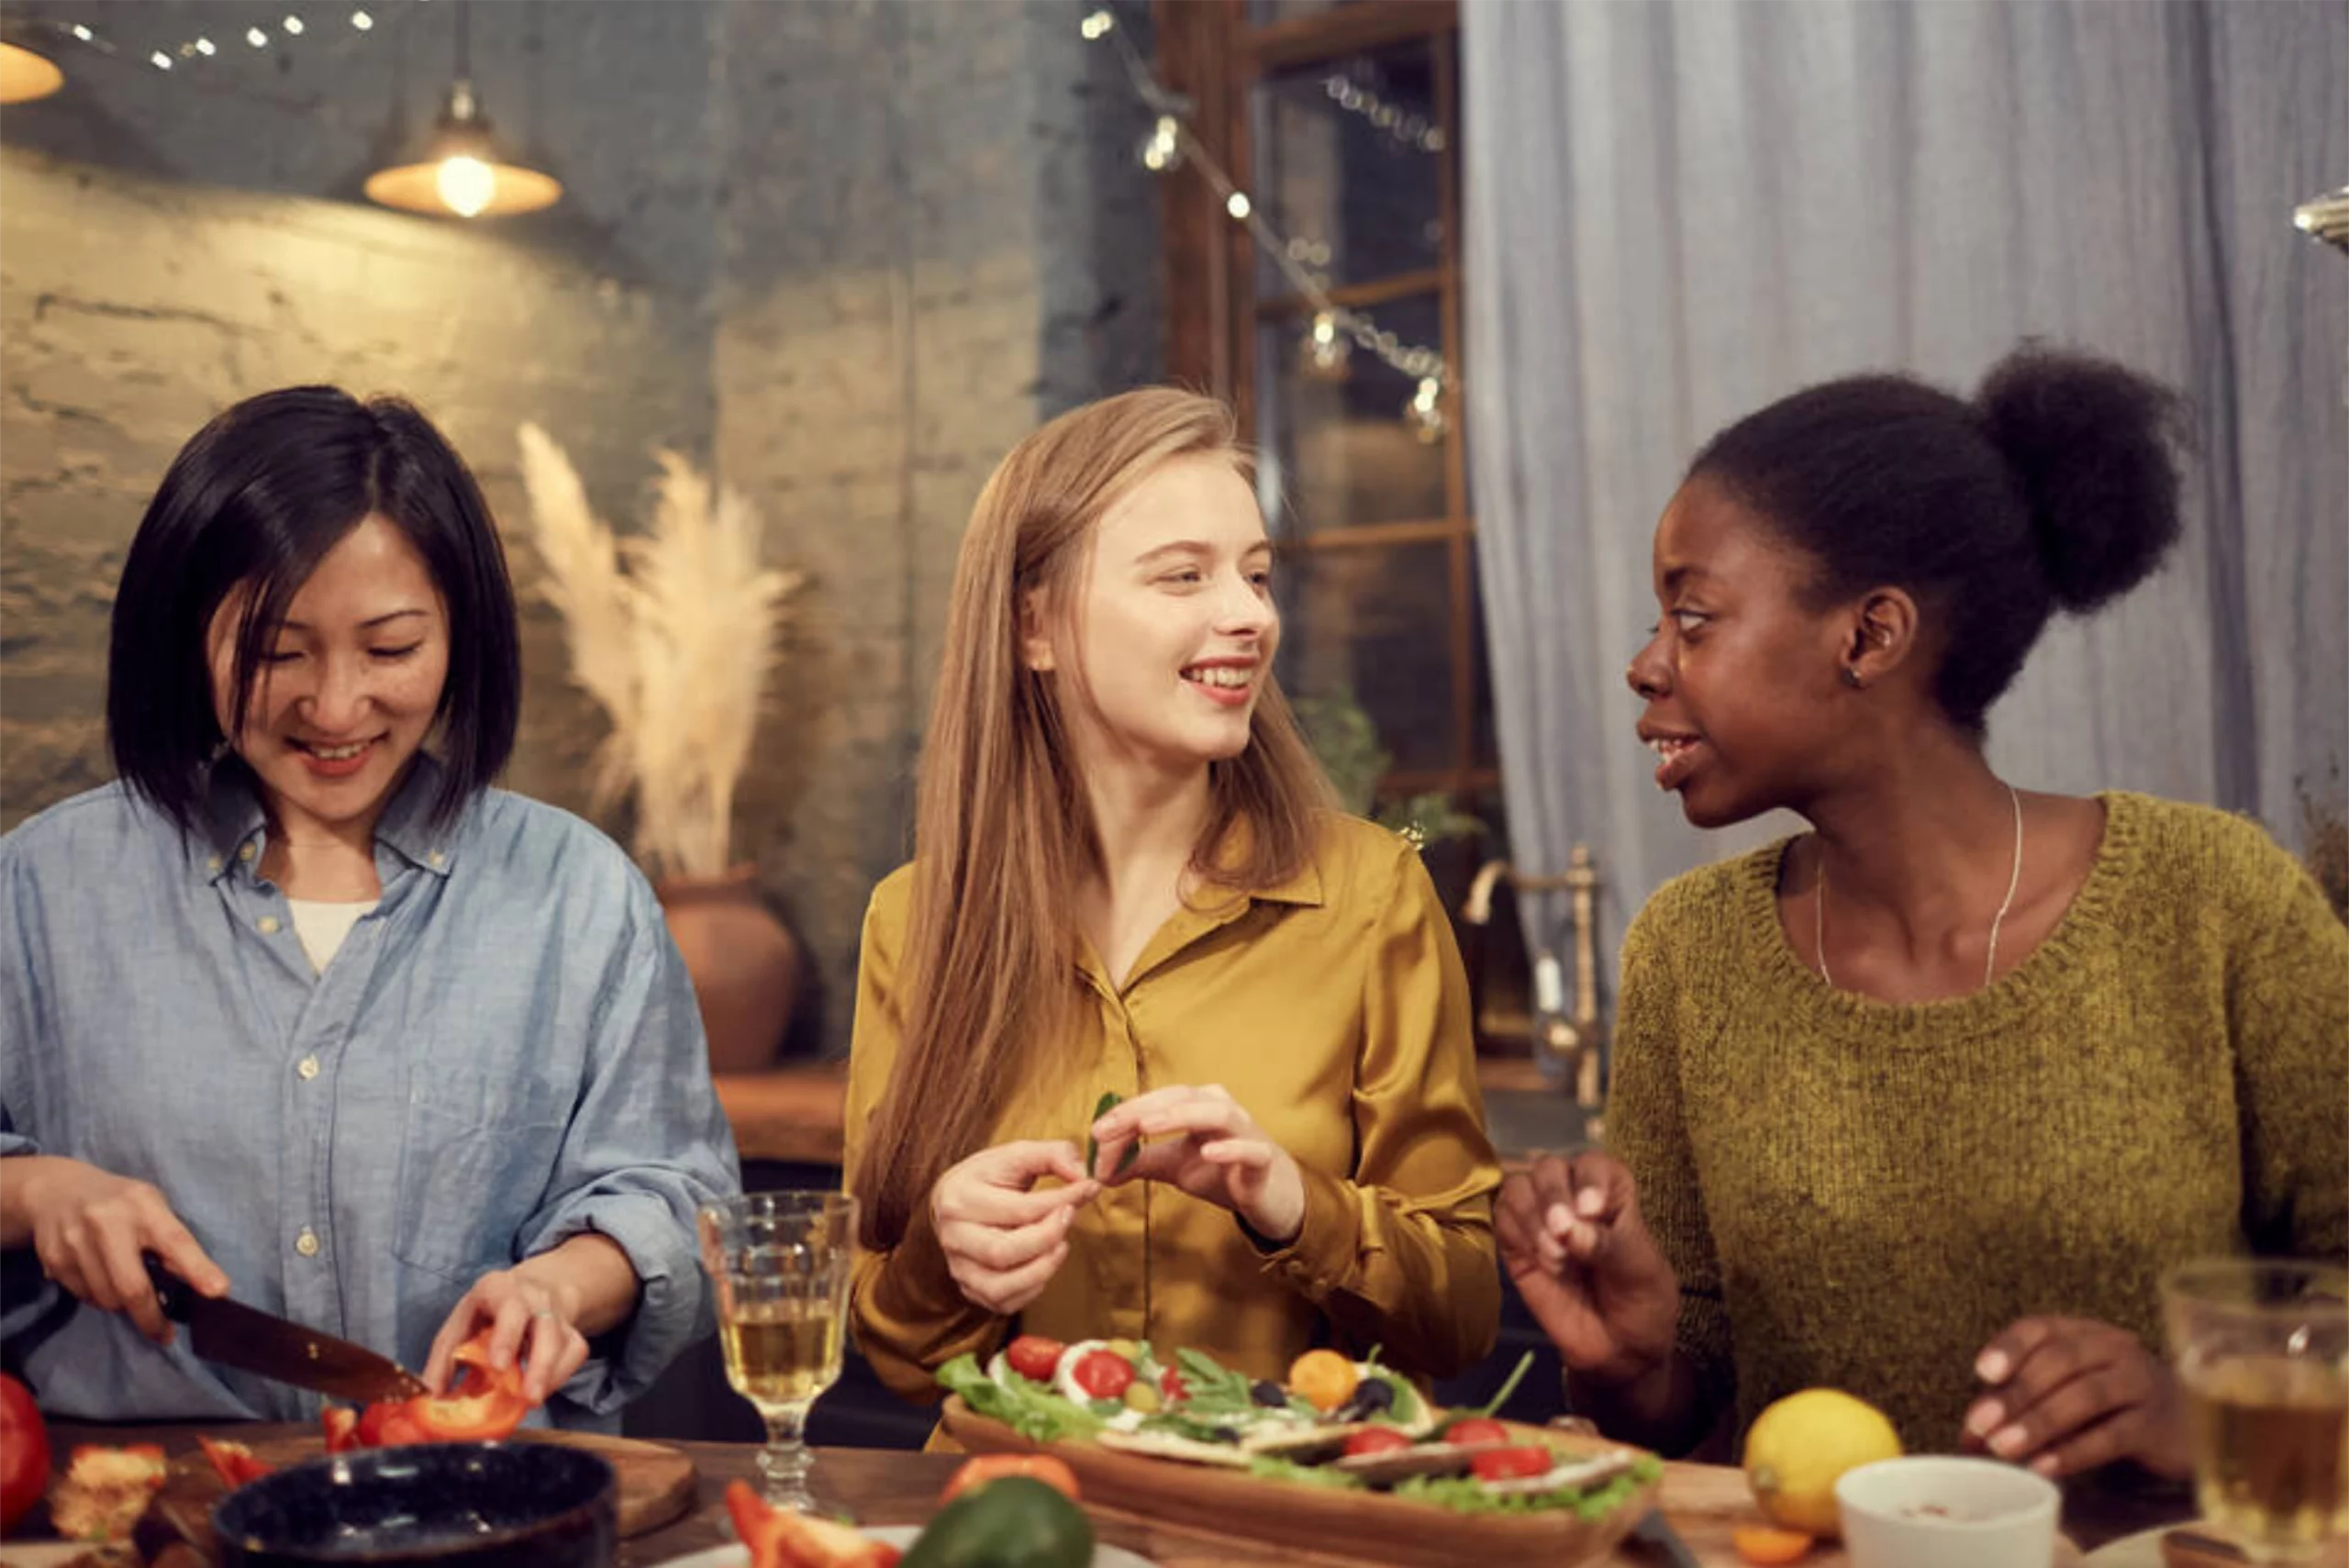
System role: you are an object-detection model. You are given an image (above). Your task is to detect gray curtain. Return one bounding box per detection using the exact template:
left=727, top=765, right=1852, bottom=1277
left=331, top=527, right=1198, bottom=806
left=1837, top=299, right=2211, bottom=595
left=1463, top=0, right=2348, bottom=983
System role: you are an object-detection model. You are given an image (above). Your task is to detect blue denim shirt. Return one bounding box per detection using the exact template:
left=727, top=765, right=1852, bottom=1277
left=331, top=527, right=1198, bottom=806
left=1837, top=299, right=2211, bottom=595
left=0, top=761, right=742, bottom=1427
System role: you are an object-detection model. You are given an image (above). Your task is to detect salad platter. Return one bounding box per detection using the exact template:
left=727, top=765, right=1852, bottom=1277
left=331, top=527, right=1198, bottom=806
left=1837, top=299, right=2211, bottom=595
left=933, top=1336, right=1662, bottom=1568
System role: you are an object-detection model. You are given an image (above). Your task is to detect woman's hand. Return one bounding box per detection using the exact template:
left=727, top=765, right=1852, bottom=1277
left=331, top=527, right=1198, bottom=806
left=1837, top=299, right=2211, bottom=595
left=1495, top=1152, right=1679, bottom=1384
left=1088, top=1085, right=1306, bottom=1244
left=1963, top=1317, right=2191, bottom=1480
left=425, top=1234, right=638, bottom=1404
left=930, top=1141, right=1098, bottom=1316
left=12, top=1156, right=229, bottom=1343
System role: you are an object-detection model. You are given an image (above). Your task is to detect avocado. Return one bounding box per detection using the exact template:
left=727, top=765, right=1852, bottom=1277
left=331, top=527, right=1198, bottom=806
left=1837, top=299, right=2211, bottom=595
left=899, top=1476, right=1095, bottom=1568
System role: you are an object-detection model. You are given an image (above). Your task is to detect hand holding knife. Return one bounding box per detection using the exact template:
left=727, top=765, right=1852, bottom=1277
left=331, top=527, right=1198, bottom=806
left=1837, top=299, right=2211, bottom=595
left=145, top=1256, right=428, bottom=1404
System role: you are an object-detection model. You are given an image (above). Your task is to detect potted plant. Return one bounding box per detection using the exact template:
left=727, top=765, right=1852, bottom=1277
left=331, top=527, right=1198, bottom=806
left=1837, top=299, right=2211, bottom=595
left=516, top=424, right=806, bottom=1072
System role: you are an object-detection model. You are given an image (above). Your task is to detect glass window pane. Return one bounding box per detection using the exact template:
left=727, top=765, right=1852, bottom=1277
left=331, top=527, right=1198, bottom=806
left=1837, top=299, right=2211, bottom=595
left=1276, top=540, right=1455, bottom=777
left=1256, top=291, right=1448, bottom=533
left=1252, top=39, right=1448, bottom=295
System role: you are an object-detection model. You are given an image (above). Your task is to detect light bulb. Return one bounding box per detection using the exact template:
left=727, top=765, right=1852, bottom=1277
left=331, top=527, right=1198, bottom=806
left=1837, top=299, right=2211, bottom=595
left=1303, top=311, right=1350, bottom=380
left=1139, top=115, right=1182, bottom=173
left=1225, top=192, right=1252, bottom=221
left=1405, top=377, right=1446, bottom=444
left=436, top=155, right=495, bottom=217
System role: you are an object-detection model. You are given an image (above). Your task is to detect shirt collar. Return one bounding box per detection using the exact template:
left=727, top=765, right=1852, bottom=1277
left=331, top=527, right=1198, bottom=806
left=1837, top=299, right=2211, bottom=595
left=1205, top=812, right=1326, bottom=909
left=189, top=754, right=462, bottom=883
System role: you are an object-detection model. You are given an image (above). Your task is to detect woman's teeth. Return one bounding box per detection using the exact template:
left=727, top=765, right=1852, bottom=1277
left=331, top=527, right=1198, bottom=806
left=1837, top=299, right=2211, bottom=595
left=1649, top=737, right=1695, bottom=760
left=1183, top=667, right=1251, bottom=689
left=302, top=740, right=370, bottom=761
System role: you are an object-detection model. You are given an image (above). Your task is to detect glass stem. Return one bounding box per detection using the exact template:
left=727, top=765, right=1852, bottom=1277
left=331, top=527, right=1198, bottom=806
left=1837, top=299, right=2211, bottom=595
left=756, top=1401, right=820, bottom=1512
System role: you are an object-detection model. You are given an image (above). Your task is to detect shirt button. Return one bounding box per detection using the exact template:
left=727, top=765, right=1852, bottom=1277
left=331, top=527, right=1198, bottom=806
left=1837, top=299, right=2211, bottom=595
left=429, top=851, right=446, bottom=868
left=258, top=915, right=282, bottom=935
left=206, top=855, right=223, bottom=873
left=239, top=843, right=258, bottom=862
left=295, top=1229, right=320, bottom=1258
left=297, top=1055, right=321, bottom=1081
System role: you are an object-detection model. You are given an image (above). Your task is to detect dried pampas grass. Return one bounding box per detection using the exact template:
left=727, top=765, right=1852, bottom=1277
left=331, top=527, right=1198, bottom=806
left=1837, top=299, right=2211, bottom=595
left=517, top=423, right=803, bottom=880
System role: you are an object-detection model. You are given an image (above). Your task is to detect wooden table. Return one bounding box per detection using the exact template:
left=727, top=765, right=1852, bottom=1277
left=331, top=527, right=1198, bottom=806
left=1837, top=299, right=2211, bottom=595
left=23, top=1424, right=2188, bottom=1568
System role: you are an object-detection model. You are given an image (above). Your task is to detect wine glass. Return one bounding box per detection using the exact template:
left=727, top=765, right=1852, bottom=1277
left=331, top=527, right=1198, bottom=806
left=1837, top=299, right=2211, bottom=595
left=2162, top=1258, right=2349, bottom=1564
left=698, top=1190, right=858, bottom=1514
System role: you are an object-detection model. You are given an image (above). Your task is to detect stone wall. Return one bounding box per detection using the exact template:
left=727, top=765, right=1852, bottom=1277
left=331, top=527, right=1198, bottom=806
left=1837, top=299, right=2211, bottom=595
left=0, top=0, right=1162, bottom=1055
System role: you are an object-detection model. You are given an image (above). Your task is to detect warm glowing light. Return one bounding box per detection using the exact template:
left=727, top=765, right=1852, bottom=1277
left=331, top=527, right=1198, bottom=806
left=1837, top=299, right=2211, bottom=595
left=150, top=50, right=173, bottom=69
left=435, top=155, right=495, bottom=217
left=247, top=27, right=269, bottom=46
left=1225, top=192, right=1252, bottom=220
left=283, top=15, right=306, bottom=35
left=0, top=40, right=63, bottom=101
left=1080, top=10, right=1114, bottom=40
left=351, top=10, right=374, bottom=29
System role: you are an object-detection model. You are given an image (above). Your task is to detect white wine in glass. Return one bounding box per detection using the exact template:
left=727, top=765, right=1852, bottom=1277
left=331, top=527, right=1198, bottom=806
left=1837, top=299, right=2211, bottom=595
left=2165, top=1259, right=2349, bottom=1563
left=699, top=1191, right=857, bottom=1514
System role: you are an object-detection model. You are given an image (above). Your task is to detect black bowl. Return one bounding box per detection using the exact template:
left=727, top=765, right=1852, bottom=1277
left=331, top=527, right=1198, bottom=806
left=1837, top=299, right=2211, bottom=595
left=212, top=1442, right=617, bottom=1568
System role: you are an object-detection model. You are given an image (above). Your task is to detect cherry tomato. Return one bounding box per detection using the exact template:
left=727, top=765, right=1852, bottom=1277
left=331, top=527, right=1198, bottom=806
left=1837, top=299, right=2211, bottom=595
left=1443, top=1417, right=1512, bottom=1447
left=941, top=1453, right=1081, bottom=1504
left=1158, top=1366, right=1188, bottom=1403
left=1469, top=1444, right=1556, bottom=1481
left=1342, top=1428, right=1414, bottom=1458
left=1069, top=1349, right=1134, bottom=1400
left=1004, top=1334, right=1065, bottom=1384
left=0, top=1372, right=50, bottom=1533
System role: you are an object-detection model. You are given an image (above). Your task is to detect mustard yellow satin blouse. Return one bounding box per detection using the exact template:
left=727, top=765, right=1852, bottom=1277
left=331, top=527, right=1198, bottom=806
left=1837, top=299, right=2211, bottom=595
left=844, top=814, right=1501, bottom=1406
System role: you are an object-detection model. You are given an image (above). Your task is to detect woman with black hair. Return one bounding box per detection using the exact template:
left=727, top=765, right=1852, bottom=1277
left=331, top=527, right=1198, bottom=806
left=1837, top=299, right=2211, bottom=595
left=0, top=387, right=740, bottom=1427
left=1497, top=347, right=2347, bottom=1478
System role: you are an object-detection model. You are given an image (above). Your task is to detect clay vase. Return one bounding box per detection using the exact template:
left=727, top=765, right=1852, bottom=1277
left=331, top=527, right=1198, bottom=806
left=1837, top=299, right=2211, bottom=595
left=655, top=864, right=799, bottom=1073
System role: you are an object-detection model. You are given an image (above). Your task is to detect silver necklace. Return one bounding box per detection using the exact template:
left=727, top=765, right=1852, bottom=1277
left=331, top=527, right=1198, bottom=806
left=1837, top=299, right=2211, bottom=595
left=1815, top=783, right=2024, bottom=991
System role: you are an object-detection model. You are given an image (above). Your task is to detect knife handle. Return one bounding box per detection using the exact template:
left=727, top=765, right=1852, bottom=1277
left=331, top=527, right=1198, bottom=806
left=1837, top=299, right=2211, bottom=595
left=144, top=1253, right=196, bottom=1323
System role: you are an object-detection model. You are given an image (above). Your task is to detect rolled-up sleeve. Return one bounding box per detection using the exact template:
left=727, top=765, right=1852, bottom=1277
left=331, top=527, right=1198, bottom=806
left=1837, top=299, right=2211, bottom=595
left=516, top=881, right=742, bottom=1414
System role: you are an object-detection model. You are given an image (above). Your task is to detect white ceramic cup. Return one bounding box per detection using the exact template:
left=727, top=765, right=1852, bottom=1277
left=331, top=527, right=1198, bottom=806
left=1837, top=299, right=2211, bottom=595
left=1836, top=1455, right=2063, bottom=1568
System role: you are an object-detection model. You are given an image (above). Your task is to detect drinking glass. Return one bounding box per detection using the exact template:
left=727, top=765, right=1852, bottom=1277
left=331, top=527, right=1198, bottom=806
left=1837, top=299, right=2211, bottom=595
left=2163, top=1258, right=2349, bottom=1563
left=698, top=1190, right=858, bottom=1514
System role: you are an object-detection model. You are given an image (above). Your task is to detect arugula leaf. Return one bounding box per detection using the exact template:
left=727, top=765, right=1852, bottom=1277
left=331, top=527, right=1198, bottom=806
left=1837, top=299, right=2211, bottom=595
left=1470, top=1350, right=1535, bottom=1419
left=937, top=1352, right=1104, bottom=1444
left=1392, top=1458, right=1659, bottom=1518
left=1085, top=1091, right=1121, bottom=1178
left=1172, top=1347, right=1260, bottom=1415
left=1246, top=1454, right=1365, bottom=1490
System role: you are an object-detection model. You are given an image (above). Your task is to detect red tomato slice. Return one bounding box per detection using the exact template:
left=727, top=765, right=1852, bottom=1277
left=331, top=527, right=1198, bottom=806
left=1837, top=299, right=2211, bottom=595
left=197, top=1436, right=275, bottom=1488
left=1069, top=1349, right=1134, bottom=1400
left=1443, top=1417, right=1511, bottom=1447
left=1158, top=1366, right=1188, bottom=1404
left=1469, top=1444, right=1555, bottom=1481
left=1004, top=1334, right=1064, bottom=1384
left=1342, top=1428, right=1414, bottom=1458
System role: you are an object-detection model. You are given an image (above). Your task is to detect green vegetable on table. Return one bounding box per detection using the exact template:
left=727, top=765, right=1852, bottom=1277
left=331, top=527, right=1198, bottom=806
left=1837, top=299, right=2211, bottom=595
left=900, top=1474, right=1094, bottom=1568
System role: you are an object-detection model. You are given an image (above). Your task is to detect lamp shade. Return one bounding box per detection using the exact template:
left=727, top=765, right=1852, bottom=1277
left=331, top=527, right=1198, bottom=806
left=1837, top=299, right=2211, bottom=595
left=0, top=39, right=64, bottom=105
left=363, top=79, right=561, bottom=217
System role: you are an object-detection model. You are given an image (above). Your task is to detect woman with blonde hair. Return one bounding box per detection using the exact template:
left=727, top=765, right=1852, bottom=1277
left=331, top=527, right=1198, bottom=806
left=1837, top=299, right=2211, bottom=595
left=845, top=387, right=1499, bottom=1407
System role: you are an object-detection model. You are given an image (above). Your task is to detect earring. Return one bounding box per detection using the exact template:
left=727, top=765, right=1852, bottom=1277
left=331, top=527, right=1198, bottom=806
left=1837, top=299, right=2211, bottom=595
left=1842, top=666, right=1865, bottom=690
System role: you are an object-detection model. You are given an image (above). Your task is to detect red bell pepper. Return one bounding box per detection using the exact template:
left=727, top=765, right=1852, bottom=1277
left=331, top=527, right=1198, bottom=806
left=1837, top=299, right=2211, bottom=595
left=196, top=1436, right=275, bottom=1489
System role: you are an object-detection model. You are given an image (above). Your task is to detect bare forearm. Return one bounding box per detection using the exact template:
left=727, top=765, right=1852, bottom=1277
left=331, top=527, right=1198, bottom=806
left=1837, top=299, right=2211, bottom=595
left=515, top=1233, right=640, bottom=1337
left=1565, top=1346, right=1719, bottom=1458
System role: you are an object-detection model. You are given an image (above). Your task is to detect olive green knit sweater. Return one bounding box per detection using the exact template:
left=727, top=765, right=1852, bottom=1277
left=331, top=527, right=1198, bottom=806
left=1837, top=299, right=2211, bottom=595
left=1607, top=792, right=2349, bottom=1454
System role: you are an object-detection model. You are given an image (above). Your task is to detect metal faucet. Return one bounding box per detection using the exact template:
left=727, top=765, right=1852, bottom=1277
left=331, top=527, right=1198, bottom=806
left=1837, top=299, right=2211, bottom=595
left=1462, top=844, right=1607, bottom=1107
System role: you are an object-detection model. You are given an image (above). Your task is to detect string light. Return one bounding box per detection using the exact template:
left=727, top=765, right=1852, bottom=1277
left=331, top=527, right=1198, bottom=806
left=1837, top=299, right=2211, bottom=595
left=246, top=28, right=269, bottom=47
left=1323, top=68, right=1445, bottom=154
left=351, top=11, right=374, bottom=30
left=1079, top=0, right=1453, bottom=416
left=1303, top=309, right=1351, bottom=380
left=1139, top=114, right=1182, bottom=173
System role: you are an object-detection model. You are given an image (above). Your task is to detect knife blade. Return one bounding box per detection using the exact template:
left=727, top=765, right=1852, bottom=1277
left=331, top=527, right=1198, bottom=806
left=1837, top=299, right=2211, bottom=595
left=146, top=1257, right=429, bottom=1404
left=1628, top=1508, right=1702, bottom=1568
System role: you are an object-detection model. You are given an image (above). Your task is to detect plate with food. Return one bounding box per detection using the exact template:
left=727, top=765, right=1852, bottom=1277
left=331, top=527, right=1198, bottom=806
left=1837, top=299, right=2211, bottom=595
left=933, top=1336, right=1662, bottom=1568
left=652, top=1472, right=1155, bottom=1568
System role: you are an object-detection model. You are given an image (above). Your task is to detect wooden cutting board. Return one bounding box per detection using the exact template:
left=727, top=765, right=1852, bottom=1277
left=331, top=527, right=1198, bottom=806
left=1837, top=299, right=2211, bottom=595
left=239, top=1429, right=696, bottom=1538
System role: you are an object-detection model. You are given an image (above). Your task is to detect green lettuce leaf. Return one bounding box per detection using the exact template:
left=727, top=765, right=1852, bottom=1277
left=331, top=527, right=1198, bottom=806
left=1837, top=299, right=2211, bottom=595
left=936, top=1352, right=1105, bottom=1444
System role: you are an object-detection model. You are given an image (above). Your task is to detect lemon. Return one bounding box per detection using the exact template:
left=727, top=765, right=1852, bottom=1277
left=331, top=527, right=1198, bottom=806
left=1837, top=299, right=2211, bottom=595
left=1742, top=1387, right=1902, bottom=1538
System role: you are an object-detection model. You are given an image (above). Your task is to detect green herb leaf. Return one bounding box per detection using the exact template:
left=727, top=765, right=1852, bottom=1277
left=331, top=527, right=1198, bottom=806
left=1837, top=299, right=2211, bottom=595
left=1470, top=1349, right=1535, bottom=1419
left=1085, top=1090, right=1121, bottom=1178
left=936, top=1352, right=1104, bottom=1444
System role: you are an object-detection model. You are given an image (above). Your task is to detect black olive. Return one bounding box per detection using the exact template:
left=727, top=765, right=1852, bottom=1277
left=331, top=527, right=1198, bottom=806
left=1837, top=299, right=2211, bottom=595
left=1251, top=1379, right=1288, bottom=1408
left=1335, top=1376, right=1395, bottom=1422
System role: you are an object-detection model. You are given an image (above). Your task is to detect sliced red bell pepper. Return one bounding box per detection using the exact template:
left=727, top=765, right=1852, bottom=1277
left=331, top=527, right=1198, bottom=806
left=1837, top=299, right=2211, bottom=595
left=321, top=1407, right=361, bottom=1454
left=197, top=1436, right=275, bottom=1489
left=401, top=1335, right=533, bottom=1441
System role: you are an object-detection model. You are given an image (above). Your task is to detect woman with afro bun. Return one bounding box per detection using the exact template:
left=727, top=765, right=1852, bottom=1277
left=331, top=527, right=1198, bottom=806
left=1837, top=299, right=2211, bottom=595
left=1497, top=346, right=2347, bottom=1480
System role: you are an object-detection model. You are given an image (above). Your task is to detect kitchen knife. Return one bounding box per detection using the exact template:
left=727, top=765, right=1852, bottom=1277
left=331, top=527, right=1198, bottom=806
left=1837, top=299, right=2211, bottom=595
left=1628, top=1508, right=1703, bottom=1568
left=146, top=1256, right=429, bottom=1404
